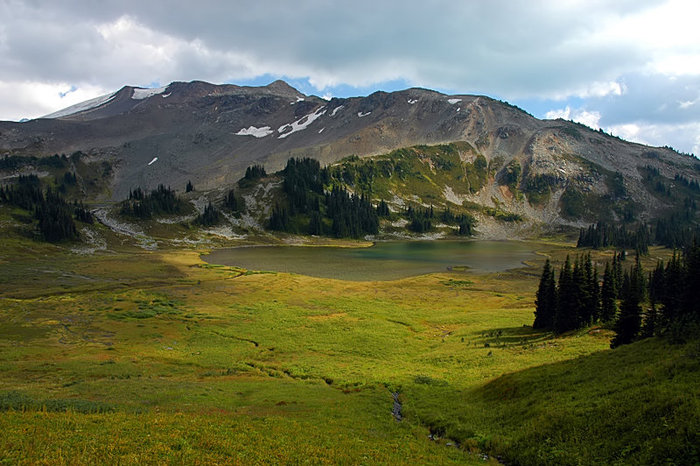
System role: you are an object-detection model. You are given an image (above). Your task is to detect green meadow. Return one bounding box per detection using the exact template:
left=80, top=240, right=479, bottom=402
left=0, top=239, right=698, bottom=465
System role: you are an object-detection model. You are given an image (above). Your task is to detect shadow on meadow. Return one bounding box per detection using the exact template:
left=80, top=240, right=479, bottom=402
left=476, top=326, right=554, bottom=348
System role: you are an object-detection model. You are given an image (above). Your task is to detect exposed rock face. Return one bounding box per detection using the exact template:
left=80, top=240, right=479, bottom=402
left=0, top=80, right=697, bottom=229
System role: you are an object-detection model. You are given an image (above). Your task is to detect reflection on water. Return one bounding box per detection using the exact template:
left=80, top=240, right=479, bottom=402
left=204, top=240, right=537, bottom=281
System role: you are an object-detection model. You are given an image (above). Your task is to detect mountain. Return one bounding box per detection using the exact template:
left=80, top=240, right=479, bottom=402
left=1, top=80, right=698, bottom=235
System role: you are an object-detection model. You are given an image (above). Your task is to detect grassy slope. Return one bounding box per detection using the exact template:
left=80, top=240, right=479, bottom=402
left=332, top=143, right=482, bottom=206
left=484, top=338, right=700, bottom=465
left=0, top=227, right=698, bottom=464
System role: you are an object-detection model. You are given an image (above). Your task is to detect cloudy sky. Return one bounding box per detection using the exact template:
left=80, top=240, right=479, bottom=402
left=1, top=0, right=699, bottom=155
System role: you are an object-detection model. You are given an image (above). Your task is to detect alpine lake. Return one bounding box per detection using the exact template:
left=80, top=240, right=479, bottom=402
left=203, top=240, right=539, bottom=281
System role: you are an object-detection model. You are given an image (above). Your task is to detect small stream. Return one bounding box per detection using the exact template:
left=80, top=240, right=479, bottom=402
left=391, top=392, right=402, bottom=422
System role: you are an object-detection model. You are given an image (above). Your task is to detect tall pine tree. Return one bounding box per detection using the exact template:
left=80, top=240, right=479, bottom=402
left=555, top=256, right=578, bottom=333
left=533, top=259, right=556, bottom=329
left=611, top=255, right=645, bottom=347
left=600, top=262, right=617, bottom=322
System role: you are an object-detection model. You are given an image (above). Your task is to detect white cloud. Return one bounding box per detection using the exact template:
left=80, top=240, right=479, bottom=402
left=585, top=0, right=700, bottom=77
left=608, top=123, right=642, bottom=141
left=652, top=54, right=700, bottom=76
left=0, top=1, right=674, bottom=101
left=545, top=107, right=572, bottom=120
left=583, top=81, right=625, bottom=98
left=545, top=106, right=601, bottom=129
left=0, top=0, right=698, bottom=153
left=608, top=121, right=700, bottom=156
left=0, top=81, right=111, bottom=121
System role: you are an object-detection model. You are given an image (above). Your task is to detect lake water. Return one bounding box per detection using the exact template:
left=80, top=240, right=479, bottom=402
left=203, top=240, right=537, bottom=281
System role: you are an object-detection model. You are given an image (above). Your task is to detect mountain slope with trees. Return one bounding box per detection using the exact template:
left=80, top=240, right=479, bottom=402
left=0, top=80, right=697, bottom=235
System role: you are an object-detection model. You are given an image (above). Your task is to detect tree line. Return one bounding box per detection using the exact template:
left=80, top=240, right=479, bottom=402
left=0, top=153, right=70, bottom=171
left=405, top=205, right=475, bottom=235
left=578, top=217, right=700, bottom=252
left=534, top=249, right=699, bottom=347
left=577, top=222, right=650, bottom=254
left=0, top=174, right=92, bottom=242
left=120, top=185, right=189, bottom=219
left=267, top=157, right=379, bottom=238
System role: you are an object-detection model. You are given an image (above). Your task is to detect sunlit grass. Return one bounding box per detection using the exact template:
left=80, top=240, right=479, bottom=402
left=0, top=239, right=696, bottom=464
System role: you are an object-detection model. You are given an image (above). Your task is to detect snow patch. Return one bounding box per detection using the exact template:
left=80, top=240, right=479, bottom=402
left=148, top=157, right=158, bottom=166
left=278, top=107, right=326, bottom=139
left=290, top=96, right=305, bottom=104
left=318, top=127, right=325, bottom=133
left=448, top=98, right=462, bottom=104
left=357, top=111, right=371, bottom=117
left=331, top=105, right=344, bottom=116
left=407, top=99, right=418, bottom=104
left=132, top=86, right=168, bottom=100
left=43, top=92, right=117, bottom=119
left=161, top=93, right=171, bottom=98
left=235, top=126, right=273, bottom=138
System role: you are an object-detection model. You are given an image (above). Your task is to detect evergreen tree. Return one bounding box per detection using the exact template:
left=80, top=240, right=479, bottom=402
left=660, top=251, right=683, bottom=327
left=282, top=158, right=324, bottom=214
left=631, top=254, right=647, bottom=302
left=325, top=186, right=379, bottom=238
left=680, top=245, right=700, bottom=326
left=223, top=188, right=242, bottom=212
left=186, top=180, right=194, bottom=192
left=641, top=302, right=658, bottom=338
left=555, top=256, right=578, bottom=333
left=533, top=259, right=557, bottom=329
left=268, top=204, right=290, bottom=231
left=244, top=164, right=267, bottom=180
left=571, top=256, right=584, bottom=326
left=576, top=254, right=595, bottom=325
left=376, top=199, right=390, bottom=217
left=308, top=210, right=323, bottom=235
left=73, top=201, right=94, bottom=224
left=589, top=263, right=601, bottom=323
left=458, top=220, right=473, bottom=236
left=612, top=251, right=624, bottom=297
left=611, top=285, right=642, bottom=347
left=645, top=246, right=700, bottom=339
left=611, top=255, right=645, bottom=347
left=196, top=202, right=221, bottom=226
left=35, top=186, right=79, bottom=242
left=600, top=262, right=617, bottom=322
left=577, top=222, right=649, bottom=253
left=120, top=185, right=187, bottom=219
left=648, top=261, right=665, bottom=310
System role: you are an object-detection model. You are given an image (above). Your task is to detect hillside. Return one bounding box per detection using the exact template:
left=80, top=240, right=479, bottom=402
left=1, top=80, right=698, bottom=237
left=1, top=234, right=697, bottom=465
left=1, top=80, right=699, bottom=465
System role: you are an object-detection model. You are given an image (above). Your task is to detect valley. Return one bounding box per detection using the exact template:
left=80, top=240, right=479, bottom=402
left=1, top=232, right=698, bottom=464
left=1, top=81, right=699, bottom=465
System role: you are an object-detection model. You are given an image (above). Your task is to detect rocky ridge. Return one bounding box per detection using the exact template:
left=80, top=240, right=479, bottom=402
left=0, top=80, right=698, bottom=238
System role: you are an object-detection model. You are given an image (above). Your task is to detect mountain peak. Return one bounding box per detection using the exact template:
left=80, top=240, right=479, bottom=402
left=264, top=80, right=304, bottom=98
